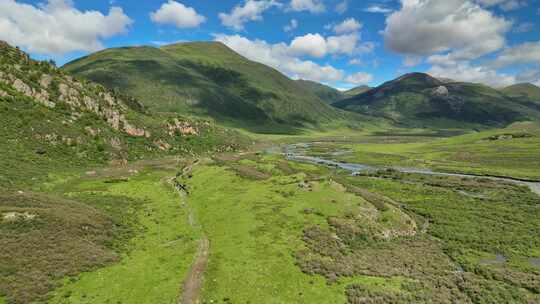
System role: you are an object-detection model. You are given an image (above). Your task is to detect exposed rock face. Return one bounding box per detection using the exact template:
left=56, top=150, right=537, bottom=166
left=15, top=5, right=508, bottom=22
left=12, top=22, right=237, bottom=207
left=124, top=122, right=150, bottom=137
left=1, top=43, right=150, bottom=138
left=432, top=85, right=449, bottom=96
left=167, top=118, right=199, bottom=136
left=154, top=140, right=172, bottom=151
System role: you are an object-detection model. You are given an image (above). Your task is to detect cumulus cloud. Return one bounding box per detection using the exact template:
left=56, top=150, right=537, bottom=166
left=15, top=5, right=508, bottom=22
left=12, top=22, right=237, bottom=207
left=289, top=0, right=325, bottom=13
left=290, top=33, right=327, bottom=57
left=150, top=1, right=205, bottom=28
left=214, top=34, right=344, bottom=82
left=219, top=0, right=281, bottom=31
left=0, top=0, right=132, bottom=55
left=383, top=0, right=511, bottom=60
left=289, top=32, right=368, bottom=57
left=346, top=72, right=374, bottom=84
left=491, top=42, right=540, bottom=68
left=428, top=61, right=516, bottom=88
left=332, top=18, right=362, bottom=34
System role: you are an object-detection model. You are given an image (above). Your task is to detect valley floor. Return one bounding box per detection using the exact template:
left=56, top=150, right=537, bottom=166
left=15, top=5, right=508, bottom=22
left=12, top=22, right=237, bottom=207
left=2, top=124, right=540, bottom=303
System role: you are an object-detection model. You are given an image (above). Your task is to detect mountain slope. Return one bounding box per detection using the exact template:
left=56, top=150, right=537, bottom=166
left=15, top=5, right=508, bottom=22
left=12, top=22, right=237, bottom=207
left=503, top=83, right=540, bottom=100
left=334, top=73, right=540, bottom=127
left=63, top=42, right=344, bottom=127
left=0, top=41, right=243, bottom=188
left=343, top=85, right=371, bottom=98
left=295, top=79, right=344, bottom=104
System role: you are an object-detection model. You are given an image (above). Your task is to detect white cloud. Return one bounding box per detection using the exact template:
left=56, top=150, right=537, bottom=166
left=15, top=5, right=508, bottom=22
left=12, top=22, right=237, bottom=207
left=346, top=72, right=374, bottom=84
left=289, top=32, right=367, bottom=57
left=0, top=0, right=132, bottom=56
left=492, top=42, right=540, bottom=68
left=214, top=34, right=344, bottom=82
left=333, top=18, right=362, bottom=34
left=219, top=0, right=280, bottom=31
left=428, top=61, right=516, bottom=88
left=383, top=0, right=511, bottom=60
left=349, top=58, right=362, bottom=65
left=364, top=5, right=393, bottom=13
left=335, top=1, right=348, bottom=14
left=284, top=19, right=298, bottom=32
left=327, top=33, right=362, bottom=55
left=289, top=0, right=325, bottom=13
left=290, top=33, right=327, bottom=57
left=150, top=1, right=205, bottom=28
left=403, top=56, right=422, bottom=67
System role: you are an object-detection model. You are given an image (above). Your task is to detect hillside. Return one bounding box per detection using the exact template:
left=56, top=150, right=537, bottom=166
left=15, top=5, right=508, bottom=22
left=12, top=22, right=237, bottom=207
left=503, top=83, right=540, bottom=100
left=63, top=42, right=345, bottom=129
left=295, top=79, right=344, bottom=104
left=343, top=85, right=371, bottom=98
left=334, top=73, right=540, bottom=127
left=294, top=81, right=372, bottom=104
left=0, top=41, right=244, bottom=188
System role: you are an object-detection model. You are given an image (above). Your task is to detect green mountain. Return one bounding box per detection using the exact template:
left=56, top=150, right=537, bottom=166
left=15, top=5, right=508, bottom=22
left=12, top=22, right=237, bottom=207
left=295, top=79, right=344, bottom=104
left=294, top=81, right=372, bottom=104
left=0, top=41, right=243, bottom=188
left=334, top=73, right=540, bottom=127
left=503, top=83, right=540, bottom=100
left=63, top=42, right=344, bottom=128
left=343, top=85, right=371, bottom=98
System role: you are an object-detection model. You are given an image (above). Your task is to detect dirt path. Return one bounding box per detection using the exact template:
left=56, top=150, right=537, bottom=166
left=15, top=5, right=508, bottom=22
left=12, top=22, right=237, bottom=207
left=179, top=237, right=210, bottom=304
left=170, top=159, right=210, bottom=304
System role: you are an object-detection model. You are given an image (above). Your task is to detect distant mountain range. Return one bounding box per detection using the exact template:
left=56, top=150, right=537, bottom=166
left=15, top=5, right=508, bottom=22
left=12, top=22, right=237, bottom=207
left=333, top=73, right=540, bottom=127
left=42, top=40, right=540, bottom=130
left=502, top=83, right=540, bottom=100
left=295, top=79, right=370, bottom=104
left=63, top=42, right=347, bottom=129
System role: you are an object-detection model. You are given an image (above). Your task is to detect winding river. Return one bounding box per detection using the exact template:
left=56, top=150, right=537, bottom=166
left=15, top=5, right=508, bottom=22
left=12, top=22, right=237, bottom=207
left=283, top=143, right=540, bottom=197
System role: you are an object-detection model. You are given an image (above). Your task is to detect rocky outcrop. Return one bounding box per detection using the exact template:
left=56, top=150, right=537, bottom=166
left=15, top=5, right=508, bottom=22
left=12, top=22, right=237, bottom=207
left=167, top=118, right=199, bottom=136
left=432, top=85, right=449, bottom=96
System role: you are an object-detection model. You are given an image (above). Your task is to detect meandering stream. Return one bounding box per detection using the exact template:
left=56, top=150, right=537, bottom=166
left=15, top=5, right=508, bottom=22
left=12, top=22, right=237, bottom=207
left=283, top=143, right=540, bottom=197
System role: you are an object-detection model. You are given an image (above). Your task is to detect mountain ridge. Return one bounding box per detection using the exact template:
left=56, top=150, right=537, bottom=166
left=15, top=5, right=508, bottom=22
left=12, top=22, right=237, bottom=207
left=334, top=72, right=540, bottom=127
left=63, top=41, right=346, bottom=129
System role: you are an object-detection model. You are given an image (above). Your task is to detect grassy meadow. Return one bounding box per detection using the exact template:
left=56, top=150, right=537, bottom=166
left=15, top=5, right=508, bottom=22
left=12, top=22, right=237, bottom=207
left=2, top=121, right=540, bottom=304
left=301, top=122, right=540, bottom=181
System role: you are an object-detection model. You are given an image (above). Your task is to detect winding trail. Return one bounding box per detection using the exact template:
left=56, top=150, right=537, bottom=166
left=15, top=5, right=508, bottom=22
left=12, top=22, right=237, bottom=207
left=169, top=160, right=209, bottom=304
left=179, top=237, right=209, bottom=304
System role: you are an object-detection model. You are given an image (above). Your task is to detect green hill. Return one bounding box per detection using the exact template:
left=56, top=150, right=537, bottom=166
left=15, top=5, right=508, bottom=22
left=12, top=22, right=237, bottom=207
left=343, top=85, right=371, bottom=98
left=294, top=81, right=372, bottom=104
left=503, top=83, right=540, bottom=100
left=295, top=79, right=344, bottom=104
left=63, top=42, right=345, bottom=129
left=334, top=73, right=540, bottom=128
left=0, top=41, right=244, bottom=188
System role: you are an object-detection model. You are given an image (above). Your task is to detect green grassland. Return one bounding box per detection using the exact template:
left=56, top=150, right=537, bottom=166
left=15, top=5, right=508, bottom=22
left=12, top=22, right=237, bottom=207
left=47, top=169, right=199, bottom=304
left=3, top=131, right=540, bottom=303
left=303, top=122, right=540, bottom=180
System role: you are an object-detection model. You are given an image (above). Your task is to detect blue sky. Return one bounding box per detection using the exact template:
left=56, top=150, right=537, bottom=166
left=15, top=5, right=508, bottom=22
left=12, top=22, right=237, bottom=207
left=1, top=0, right=540, bottom=89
